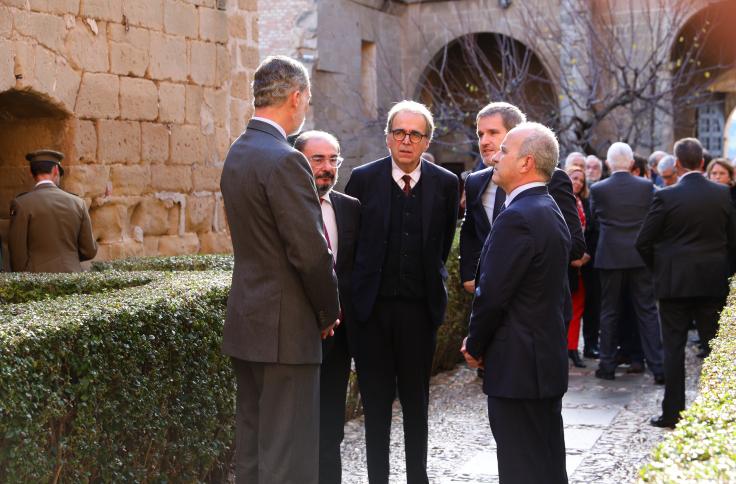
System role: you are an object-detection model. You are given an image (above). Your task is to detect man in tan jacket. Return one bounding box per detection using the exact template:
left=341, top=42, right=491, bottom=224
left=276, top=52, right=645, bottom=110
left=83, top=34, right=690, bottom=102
left=9, top=150, right=97, bottom=272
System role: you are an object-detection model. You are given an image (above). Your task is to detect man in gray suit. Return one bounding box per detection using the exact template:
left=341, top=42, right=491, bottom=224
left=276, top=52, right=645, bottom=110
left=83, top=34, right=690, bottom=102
left=590, top=142, right=664, bottom=382
left=220, top=56, right=341, bottom=484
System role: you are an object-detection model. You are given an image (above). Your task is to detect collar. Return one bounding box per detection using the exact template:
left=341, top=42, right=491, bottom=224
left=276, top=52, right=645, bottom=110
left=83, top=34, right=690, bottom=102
left=35, top=180, right=56, bottom=188
left=391, top=158, right=422, bottom=185
left=251, top=116, right=287, bottom=140
left=680, top=170, right=703, bottom=180
left=320, top=192, right=334, bottom=205
left=505, top=181, right=546, bottom=207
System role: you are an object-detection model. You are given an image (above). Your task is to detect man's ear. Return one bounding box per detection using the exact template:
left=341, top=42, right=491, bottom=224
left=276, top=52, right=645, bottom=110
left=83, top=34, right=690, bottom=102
left=289, top=89, right=302, bottom=109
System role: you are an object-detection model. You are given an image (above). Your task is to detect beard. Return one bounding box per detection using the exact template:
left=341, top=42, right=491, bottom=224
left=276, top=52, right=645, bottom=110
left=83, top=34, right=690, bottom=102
left=315, top=170, right=338, bottom=197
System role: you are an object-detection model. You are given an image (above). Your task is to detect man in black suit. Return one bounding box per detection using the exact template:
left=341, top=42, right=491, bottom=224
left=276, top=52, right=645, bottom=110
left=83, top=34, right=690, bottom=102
left=462, top=122, right=571, bottom=484
left=590, top=142, right=664, bottom=382
left=345, top=100, right=459, bottom=483
left=295, top=130, right=361, bottom=484
left=636, top=137, right=736, bottom=428
left=460, top=102, right=585, bottom=295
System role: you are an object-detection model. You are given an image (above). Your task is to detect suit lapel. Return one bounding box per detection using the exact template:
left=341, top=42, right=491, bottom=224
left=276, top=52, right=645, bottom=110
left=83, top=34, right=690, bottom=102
left=421, top=159, right=437, bottom=246
left=476, top=169, right=494, bottom=231
left=381, top=157, right=392, bottom=237
left=492, top=181, right=507, bottom=222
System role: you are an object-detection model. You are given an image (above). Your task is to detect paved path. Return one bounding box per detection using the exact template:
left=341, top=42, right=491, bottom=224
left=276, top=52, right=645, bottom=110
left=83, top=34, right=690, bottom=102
left=341, top=339, right=703, bottom=483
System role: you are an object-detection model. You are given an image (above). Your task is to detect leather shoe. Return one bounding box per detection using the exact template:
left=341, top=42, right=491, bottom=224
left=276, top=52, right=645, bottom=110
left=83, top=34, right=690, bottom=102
left=594, top=368, right=615, bottom=380
left=697, top=349, right=711, bottom=359
left=654, top=374, right=665, bottom=385
left=626, top=361, right=645, bottom=374
left=569, top=350, right=586, bottom=368
left=650, top=415, right=677, bottom=428
left=477, top=368, right=485, bottom=379
left=583, top=347, right=600, bottom=359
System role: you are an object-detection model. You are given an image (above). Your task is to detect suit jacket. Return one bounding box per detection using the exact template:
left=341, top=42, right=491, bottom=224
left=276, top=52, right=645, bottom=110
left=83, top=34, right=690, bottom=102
left=326, top=190, right=361, bottom=355
left=466, top=186, right=571, bottom=399
left=220, top=119, right=340, bottom=365
left=636, top=173, right=736, bottom=299
left=8, top=184, right=97, bottom=272
left=459, top=167, right=585, bottom=283
left=345, top=156, right=459, bottom=327
left=589, top=171, right=653, bottom=270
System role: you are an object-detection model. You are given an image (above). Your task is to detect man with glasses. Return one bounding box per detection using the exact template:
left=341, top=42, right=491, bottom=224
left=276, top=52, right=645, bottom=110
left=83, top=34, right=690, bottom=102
left=294, top=130, right=361, bottom=484
left=346, top=100, right=459, bottom=483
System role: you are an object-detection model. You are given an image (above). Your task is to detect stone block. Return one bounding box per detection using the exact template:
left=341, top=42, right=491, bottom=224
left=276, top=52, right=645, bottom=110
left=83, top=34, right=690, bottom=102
left=90, top=202, right=127, bottom=242
left=30, top=45, right=57, bottom=101
left=62, top=164, right=110, bottom=198
left=250, top=12, right=258, bottom=43
left=120, top=77, right=158, bottom=121
left=123, top=0, right=163, bottom=29
left=131, top=197, right=175, bottom=236
left=151, top=165, right=192, bottom=191
left=184, top=0, right=214, bottom=7
left=31, top=0, right=80, bottom=15
left=14, top=10, right=67, bottom=54
left=53, top=59, right=82, bottom=113
left=199, top=7, right=227, bottom=43
left=239, top=45, right=259, bottom=70
left=215, top=128, right=230, bottom=160
left=186, top=193, right=214, bottom=232
left=141, top=122, right=170, bottom=163
left=231, top=71, right=249, bottom=100
left=189, top=40, right=216, bottom=86
left=75, top=72, right=120, bottom=119
left=238, top=0, right=257, bottom=11
left=192, top=164, right=222, bottom=191
left=149, top=32, right=188, bottom=82
left=164, top=0, right=198, bottom=38
left=80, top=0, right=122, bottom=22
left=198, top=230, right=232, bottom=254
left=158, top=82, right=185, bottom=123
left=230, top=99, right=246, bottom=138
left=157, top=232, right=200, bottom=255
left=204, top=87, right=227, bottom=127
left=12, top=41, right=36, bottom=88
left=215, top=44, right=230, bottom=86
left=171, top=124, right=208, bottom=164
left=228, top=13, right=246, bottom=39
left=65, top=17, right=108, bottom=72
left=97, top=120, right=141, bottom=163
left=109, top=24, right=150, bottom=77
left=73, top=119, right=97, bottom=162
left=185, top=84, right=203, bottom=125
left=110, top=164, right=151, bottom=196
left=0, top=7, right=12, bottom=38
left=0, top=41, right=11, bottom=92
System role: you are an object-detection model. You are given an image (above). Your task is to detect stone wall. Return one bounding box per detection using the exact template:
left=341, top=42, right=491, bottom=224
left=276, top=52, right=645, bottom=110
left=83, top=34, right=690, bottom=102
left=0, top=0, right=259, bottom=262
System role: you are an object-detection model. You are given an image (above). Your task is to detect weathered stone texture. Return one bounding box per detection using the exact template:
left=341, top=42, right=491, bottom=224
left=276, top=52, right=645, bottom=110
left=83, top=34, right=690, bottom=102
left=199, top=7, right=228, bottom=43
left=75, top=72, right=120, bottom=118
left=120, top=77, right=158, bottom=121
left=190, top=40, right=217, bottom=86
left=110, top=164, right=151, bottom=196
left=73, top=119, right=97, bottom=162
left=65, top=20, right=109, bottom=72
left=149, top=32, right=188, bottom=81
left=141, top=123, right=170, bottom=163
left=151, top=165, right=193, bottom=192
left=158, top=82, right=186, bottom=123
left=164, top=0, right=198, bottom=38
left=80, top=0, right=122, bottom=22
left=97, top=120, right=141, bottom=163
left=109, top=25, right=150, bottom=77
left=123, top=0, right=163, bottom=30
left=171, top=124, right=208, bottom=164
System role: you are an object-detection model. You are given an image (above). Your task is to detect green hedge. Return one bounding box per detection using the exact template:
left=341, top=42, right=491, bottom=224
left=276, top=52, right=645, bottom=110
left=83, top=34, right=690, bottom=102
left=0, top=271, right=234, bottom=482
left=640, top=280, right=736, bottom=481
left=91, top=254, right=234, bottom=272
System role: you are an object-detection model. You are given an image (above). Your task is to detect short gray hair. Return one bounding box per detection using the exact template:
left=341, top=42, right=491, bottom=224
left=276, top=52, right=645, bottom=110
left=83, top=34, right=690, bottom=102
left=515, top=122, right=559, bottom=181
left=476, top=102, right=526, bottom=131
left=607, top=142, right=634, bottom=171
left=657, top=155, right=676, bottom=173
left=252, top=55, right=310, bottom=108
left=648, top=150, right=668, bottom=168
left=585, top=155, right=602, bottom=167
left=564, top=151, right=586, bottom=169
left=293, top=130, right=340, bottom=154
left=385, top=100, right=435, bottom=140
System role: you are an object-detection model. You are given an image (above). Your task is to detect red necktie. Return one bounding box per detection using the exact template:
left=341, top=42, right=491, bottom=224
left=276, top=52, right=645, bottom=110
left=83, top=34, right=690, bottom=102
left=402, top=174, right=412, bottom=196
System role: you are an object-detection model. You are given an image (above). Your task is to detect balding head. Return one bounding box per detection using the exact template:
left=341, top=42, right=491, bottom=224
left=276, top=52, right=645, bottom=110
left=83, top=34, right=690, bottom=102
left=491, top=122, right=559, bottom=193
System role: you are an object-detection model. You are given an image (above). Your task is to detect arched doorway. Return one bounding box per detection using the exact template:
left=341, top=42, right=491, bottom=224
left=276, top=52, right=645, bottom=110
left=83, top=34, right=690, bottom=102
left=415, top=32, right=556, bottom=172
left=671, top=1, right=736, bottom=156
left=0, top=88, right=73, bottom=269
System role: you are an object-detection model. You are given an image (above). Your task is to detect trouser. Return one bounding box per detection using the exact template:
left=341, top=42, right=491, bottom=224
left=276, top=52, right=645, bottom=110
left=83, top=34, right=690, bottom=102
left=659, top=297, right=724, bottom=421
left=232, top=358, right=320, bottom=484
left=319, top=324, right=351, bottom=484
left=598, top=268, right=663, bottom=375
left=581, top=265, right=600, bottom=350
left=355, top=299, right=436, bottom=484
left=567, top=273, right=585, bottom=350
left=488, top=396, right=568, bottom=484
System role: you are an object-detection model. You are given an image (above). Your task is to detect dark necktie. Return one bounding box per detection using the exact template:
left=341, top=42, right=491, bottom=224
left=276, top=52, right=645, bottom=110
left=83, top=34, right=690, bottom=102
left=402, top=175, right=412, bottom=196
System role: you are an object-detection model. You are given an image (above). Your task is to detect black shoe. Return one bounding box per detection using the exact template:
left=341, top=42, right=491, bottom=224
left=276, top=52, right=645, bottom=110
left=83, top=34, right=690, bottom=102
left=654, top=374, right=665, bottom=385
left=477, top=368, right=485, bottom=379
left=569, top=350, right=586, bottom=368
left=595, top=368, right=615, bottom=380
left=583, top=347, right=600, bottom=359
left=626, top=361, right=645, bottom=374
left=650, top=415, right=677, bottom=428
left=615, top=353, right=631, bottom=366
left=697, top=349, right=711, bottom=359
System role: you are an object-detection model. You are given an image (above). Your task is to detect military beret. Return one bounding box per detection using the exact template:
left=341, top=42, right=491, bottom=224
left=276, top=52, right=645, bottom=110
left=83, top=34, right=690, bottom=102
left=26, top=149, right=65, bottom=176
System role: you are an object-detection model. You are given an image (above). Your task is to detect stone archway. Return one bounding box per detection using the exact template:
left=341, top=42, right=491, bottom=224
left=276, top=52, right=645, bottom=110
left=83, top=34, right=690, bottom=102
left=0, top=88, right=73, bottom=269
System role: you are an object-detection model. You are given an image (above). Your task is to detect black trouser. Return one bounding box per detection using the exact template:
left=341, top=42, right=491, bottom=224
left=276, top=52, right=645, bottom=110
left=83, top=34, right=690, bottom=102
left=618, top=296, right=644, bottom=363
left=581, top=265, right=600, bottom=351
left=319, top=324, right=351, bottom=484
left=659, top=297, right=724, bottom=421
left=354, top=299, right=436, bottom=484
left=488, top=396, right=568, bottom=484
left=598, top=268, right=663, bottom=375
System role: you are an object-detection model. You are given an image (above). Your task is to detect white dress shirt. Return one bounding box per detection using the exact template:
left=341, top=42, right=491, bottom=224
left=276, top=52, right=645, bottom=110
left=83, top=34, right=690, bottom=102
left=251, top=116, right=287, bottom=140
left=480, top=178, right=499, bottom=224
left=391, top=159, right=422, bottom=190
left=504, top=181, right=547, bottom=208
left=34, top=180, right=55, bottom=188
left=320, top=195, right=338, bottom=261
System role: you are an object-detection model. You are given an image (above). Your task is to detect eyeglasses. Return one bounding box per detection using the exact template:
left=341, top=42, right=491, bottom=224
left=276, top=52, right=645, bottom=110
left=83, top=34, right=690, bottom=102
left=390, top=129, right=427, bottom=144
left=308, top=155, right=343, bottom=168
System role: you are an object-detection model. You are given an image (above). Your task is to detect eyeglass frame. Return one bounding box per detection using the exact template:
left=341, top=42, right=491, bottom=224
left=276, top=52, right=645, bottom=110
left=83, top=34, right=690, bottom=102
left=307, top=154, right=344, bottom=168
left=389, top=129, right=428, bottom=144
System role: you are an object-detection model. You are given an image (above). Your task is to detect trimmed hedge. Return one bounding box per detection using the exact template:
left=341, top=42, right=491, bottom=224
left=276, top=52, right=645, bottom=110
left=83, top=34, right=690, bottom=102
left=0, top=271, right=233, bottom=482
left=91, top=254, right=234, bottom=272
left=640, top=280, right=736, bottom=481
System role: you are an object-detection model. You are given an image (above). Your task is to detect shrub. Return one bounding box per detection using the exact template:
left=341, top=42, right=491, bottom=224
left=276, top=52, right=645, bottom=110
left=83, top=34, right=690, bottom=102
left=640, top=280, right=736, bottom=482
left=91, top=254, right=234, bottom=272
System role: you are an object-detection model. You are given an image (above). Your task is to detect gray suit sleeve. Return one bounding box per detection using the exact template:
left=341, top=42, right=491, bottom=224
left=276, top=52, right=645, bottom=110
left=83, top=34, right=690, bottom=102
left=77, top=200, right=98, bottom=262
left=8, top=199, right=28, bottom=272
left=266, top=151, right=340, bottom=329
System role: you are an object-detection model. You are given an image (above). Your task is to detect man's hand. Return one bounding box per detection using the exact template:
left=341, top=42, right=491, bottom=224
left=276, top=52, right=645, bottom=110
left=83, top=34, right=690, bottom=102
left=460, top=337, right=484, bottom=369
left=462, top=280, right=476, bottom=294
left=321, top=318, right=340, bottom=340
left=570, top=253, right=591, bottom=268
